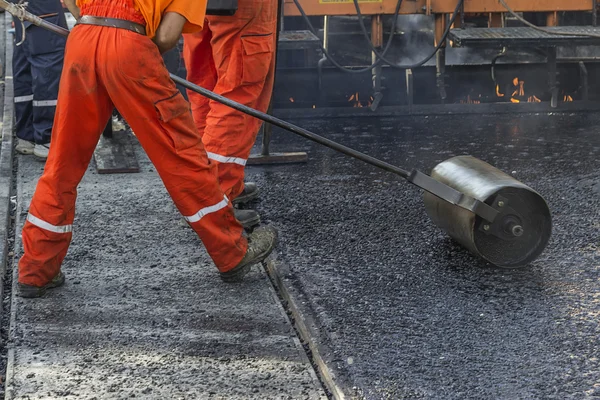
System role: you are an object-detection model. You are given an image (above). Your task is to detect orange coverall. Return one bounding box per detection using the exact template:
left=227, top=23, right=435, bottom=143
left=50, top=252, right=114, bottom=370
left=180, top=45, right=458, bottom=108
left=182, top=0, right=277, bottom=200
left=18, top=0, right=248, bottom=288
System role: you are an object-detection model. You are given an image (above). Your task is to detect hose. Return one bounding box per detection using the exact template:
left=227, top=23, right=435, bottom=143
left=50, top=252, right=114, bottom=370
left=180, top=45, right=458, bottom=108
left=292, top=0, right=403, bottom=73
left=351, top=0, right=465, bottom=69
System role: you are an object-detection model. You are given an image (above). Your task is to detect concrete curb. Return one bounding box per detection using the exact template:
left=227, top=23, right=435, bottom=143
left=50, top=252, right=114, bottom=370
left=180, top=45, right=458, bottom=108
left=2, top=11, right=16, bottom=399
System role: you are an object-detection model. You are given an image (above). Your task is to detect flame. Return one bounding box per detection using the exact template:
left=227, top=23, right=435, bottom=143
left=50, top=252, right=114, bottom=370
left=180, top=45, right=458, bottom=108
left=510, top=77, right=538, bottom=103
left=348, top=92, right=363, bottom=107
left=496, top=85, right=504, bottom=97
left=289, top=97, right=294, bottom=103
left=367, top=95, right=374, bottom=108
left=460, top=95, right=481, bottom=104
left=312, top=105, right=316, bottom=109
left=563, top=95, right=573, bottom=102
left=518, top=81, right=525, bottom=96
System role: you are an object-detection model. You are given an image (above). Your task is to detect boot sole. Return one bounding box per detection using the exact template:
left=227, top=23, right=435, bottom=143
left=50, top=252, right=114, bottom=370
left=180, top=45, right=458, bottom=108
left=232, top=189, right=259, bottom=206
left=16, top=148, right=34, bottom=155
left=18, top=272, right=65, bottom=298
left=220, top=235, right=276, bottom=282
left=240, top=214, right=261, bottom=230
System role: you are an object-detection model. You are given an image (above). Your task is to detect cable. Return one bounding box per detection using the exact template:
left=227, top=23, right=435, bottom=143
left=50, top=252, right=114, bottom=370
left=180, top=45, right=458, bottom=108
left=498, top=0, right=600, bottom=39
left=292, top=0, right=403, bottom=73
left=352, top=0, right=464, bottom=69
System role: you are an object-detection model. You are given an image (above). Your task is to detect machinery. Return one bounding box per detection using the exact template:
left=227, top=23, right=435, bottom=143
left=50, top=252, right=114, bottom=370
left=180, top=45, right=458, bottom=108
left=0, top=0, right=554, bottom=268
left=277, top=0, right=600, bottom=109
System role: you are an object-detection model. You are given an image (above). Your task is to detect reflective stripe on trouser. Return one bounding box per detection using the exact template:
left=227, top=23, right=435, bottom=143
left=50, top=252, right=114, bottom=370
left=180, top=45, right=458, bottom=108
left=18, top=23, right=248, bottom=287
left=12, top=40, right=34, bottom=143
left=182, top=0, right=277, bottom=199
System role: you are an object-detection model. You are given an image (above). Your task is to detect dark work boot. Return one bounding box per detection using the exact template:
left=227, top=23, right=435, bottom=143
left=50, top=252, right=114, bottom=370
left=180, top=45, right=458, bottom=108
left=232, top=182, right=259, bottom=206
left=220, top=226, right=278, bottom=282
left=234, top=209, right=260, bottom=229
left=17, top=271, right=66, bottom=298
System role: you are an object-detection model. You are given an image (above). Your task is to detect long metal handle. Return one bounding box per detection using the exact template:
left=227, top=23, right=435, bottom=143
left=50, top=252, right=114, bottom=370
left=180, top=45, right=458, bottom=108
left=170, top=75, right=411, bottom=178
left=0, top=0, right=499, bottom=222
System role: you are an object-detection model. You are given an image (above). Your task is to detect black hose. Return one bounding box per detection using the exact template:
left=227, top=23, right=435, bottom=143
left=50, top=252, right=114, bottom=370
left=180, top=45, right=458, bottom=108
left=291, top=0, right=403, bottom=73
left=352, top=0, right=465, bottom=69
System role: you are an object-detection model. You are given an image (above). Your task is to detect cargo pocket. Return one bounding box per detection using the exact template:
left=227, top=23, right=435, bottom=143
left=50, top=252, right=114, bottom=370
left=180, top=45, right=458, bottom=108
left=240, top=34, right=274, bottom=85
left=154, top=92, right=200, bottom=151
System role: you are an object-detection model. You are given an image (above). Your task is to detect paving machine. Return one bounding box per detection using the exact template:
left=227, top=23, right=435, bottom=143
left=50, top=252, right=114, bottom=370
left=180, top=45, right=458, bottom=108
left=0, top=0, right=553, bottom=268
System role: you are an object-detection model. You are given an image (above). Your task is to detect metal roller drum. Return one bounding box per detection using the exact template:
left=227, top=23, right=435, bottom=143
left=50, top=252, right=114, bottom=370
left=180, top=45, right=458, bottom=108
left=423, top=156, right=552, bottom=267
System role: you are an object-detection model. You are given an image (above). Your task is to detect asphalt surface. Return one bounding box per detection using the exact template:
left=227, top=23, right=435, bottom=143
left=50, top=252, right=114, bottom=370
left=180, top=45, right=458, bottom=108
left=7, top=145, right=326, bottom=399
left=5, top=111, right=599, bottom=399
left=248, top=111, right=600, bottom=399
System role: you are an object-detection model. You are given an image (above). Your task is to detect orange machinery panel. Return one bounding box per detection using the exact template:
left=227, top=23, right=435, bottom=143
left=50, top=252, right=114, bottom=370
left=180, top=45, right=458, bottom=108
left=283, top=0, right=594, bottom=17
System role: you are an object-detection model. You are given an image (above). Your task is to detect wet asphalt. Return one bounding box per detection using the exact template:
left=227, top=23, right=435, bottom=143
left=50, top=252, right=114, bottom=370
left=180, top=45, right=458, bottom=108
left=247, top=111, right=600, bottom=399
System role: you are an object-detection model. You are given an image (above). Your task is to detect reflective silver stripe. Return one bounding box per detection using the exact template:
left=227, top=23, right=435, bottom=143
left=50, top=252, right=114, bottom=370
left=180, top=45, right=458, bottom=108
left=184, top=195, right=229, bottom=223
left=33, top=100, right=58, bottom=107
left=26, top=214, right=72, bottom=234
left=207, top=152, right=247, bottom=166
left=14, top=94, right=33, bottom=103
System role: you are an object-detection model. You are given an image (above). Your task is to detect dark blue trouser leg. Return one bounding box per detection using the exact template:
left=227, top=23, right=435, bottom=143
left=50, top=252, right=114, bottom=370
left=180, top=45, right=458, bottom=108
left=13, top=39, right=34, bottom=142
left=30, top=50, right=64, bottom=144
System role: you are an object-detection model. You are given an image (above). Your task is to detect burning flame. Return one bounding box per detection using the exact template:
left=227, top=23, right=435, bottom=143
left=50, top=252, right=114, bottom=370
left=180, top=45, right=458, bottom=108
left=289, top=97, right=294, bottom=103
left=460, top=94, right=481, bottom=104
left=496, top=85, right=504, bottom=97
left=459, top=77, right=545, bottom=105
left=563, top=95, right=573, bottom=102
left=348, top=92, right=364, bottom=108
left=507, top=77, right=541, bottom=103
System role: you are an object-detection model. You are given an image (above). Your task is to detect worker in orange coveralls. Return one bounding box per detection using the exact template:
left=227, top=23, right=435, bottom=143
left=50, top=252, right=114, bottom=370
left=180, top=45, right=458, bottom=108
left=17, top=0, right=278, bottom=298
left=182, top=0, right=277, bottom=229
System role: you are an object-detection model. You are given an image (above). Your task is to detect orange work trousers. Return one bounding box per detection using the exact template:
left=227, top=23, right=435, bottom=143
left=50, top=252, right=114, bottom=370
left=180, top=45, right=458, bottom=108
left=18, top=22, right=248, bottom=288
left=183, top=0, right=278, bottom=200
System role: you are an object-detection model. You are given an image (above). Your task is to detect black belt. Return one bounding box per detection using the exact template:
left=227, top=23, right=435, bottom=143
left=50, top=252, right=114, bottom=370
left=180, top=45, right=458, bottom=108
left=77, top=16, right=146, bottom=35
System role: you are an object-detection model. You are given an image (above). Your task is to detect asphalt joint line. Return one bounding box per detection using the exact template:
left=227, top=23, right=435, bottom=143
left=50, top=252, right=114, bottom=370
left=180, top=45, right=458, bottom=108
left=0, top=147, right=18, bottom=399
left=261, top=262, right=335, bottom=400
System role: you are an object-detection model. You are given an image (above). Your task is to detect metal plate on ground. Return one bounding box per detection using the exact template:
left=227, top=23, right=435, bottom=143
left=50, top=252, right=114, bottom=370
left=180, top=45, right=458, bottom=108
left=93, top=131, right=139, bottom=174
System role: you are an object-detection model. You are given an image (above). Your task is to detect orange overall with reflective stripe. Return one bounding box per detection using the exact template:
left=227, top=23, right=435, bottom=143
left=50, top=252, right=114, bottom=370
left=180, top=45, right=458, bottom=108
left=182, top=0, right=278, bottom=200
left=18, top=0, right=248, bottom=287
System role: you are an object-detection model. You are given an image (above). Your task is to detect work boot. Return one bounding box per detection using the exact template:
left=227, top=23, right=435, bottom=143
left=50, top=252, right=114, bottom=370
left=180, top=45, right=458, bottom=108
left=220, top=226, right=278, bottom=282
left=234, top=209, right=260, bottom=229
left=232, top=182, right=259, bottom=206
left=33, top=143, right=50, bottom=160
left=15, top=139, right=35, bottom=155
left=17, top=271, right=65, bottom=298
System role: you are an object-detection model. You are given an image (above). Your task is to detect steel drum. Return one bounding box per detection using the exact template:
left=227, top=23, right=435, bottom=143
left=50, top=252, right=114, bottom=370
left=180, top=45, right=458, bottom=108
left=423, top=156, right=552, bottom=267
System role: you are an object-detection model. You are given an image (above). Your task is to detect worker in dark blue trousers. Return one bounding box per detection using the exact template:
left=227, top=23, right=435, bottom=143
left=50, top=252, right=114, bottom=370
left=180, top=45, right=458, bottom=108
left=12, top=0, right=67, bottom=160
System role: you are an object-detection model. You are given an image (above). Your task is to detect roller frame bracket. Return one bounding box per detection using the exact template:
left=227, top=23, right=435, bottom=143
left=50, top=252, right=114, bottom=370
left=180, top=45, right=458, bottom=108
left=408, top=170, right=499, bottom=222
left=477, top=195, right=523, bottom=240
